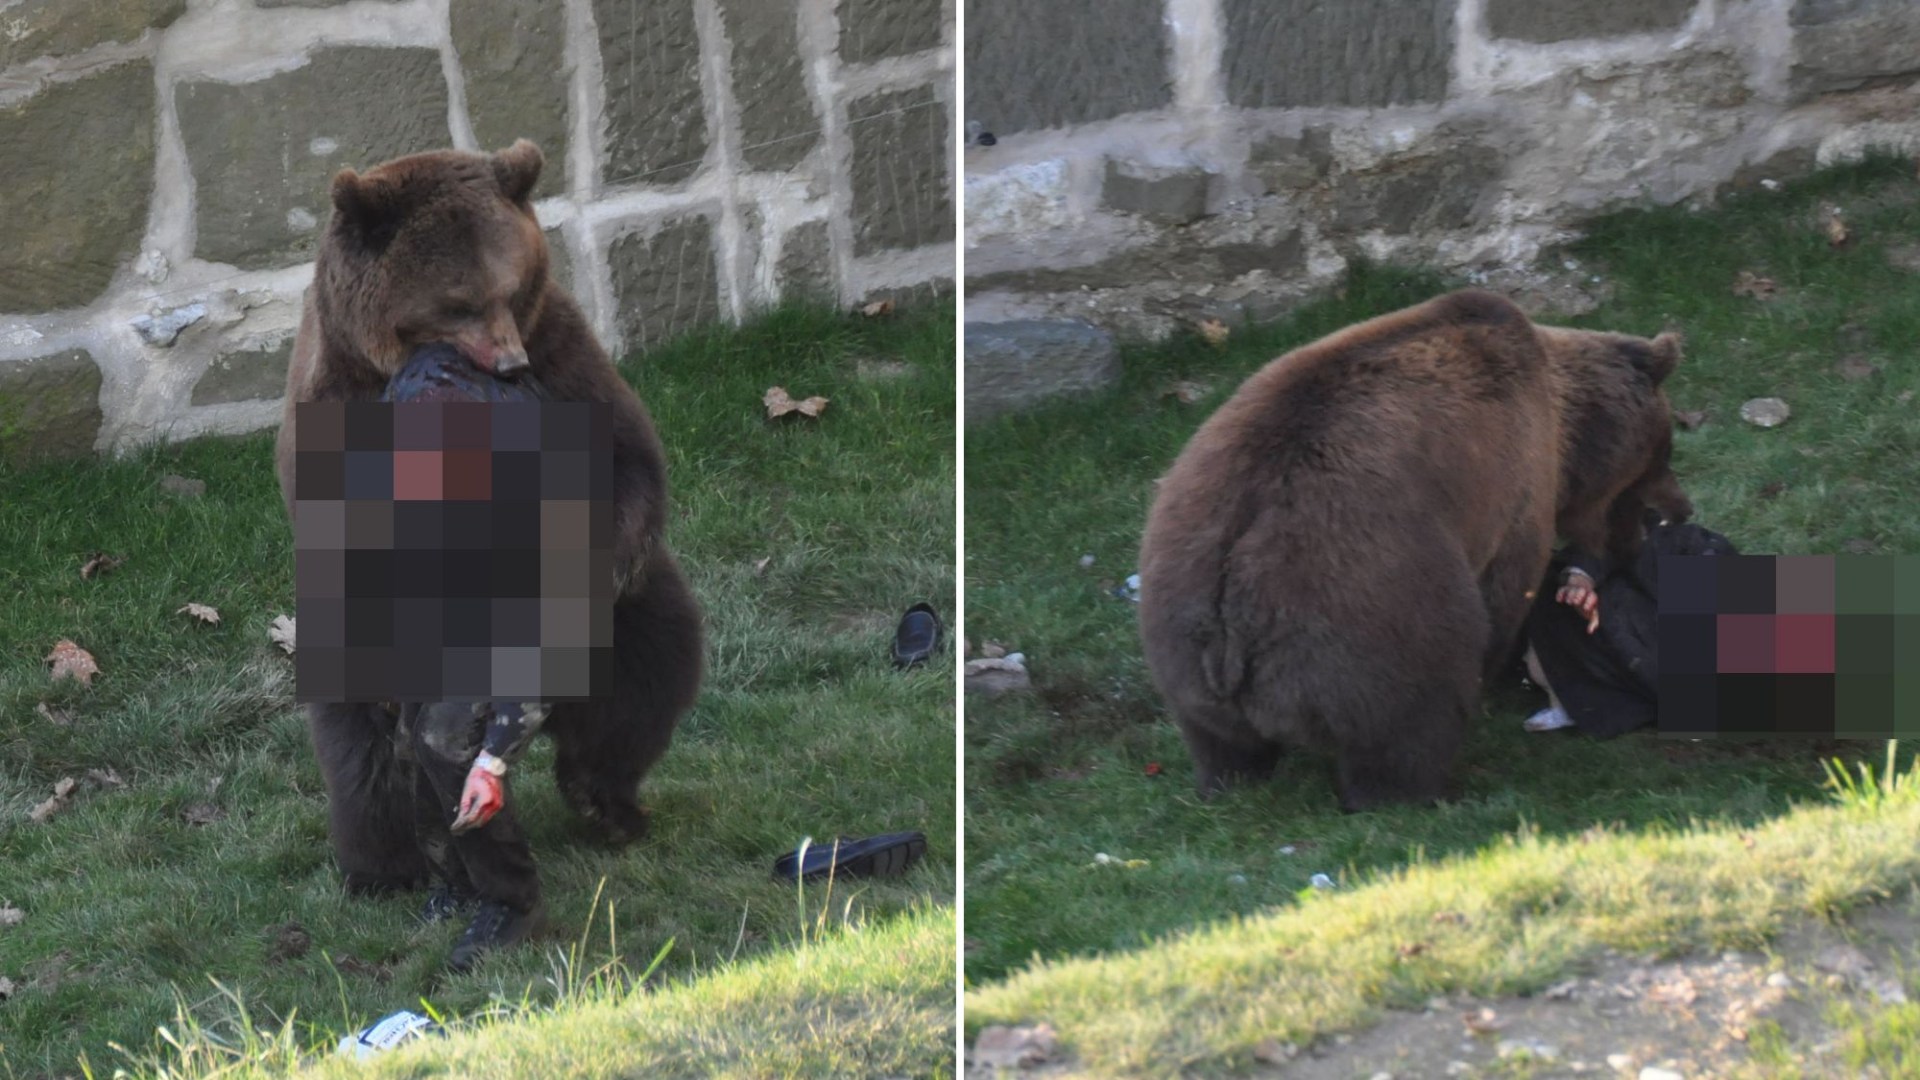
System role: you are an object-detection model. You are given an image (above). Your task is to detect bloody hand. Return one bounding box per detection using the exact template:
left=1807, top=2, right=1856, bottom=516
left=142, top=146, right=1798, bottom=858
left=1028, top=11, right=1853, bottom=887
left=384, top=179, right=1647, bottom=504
left=450, top=755, right=506, bottom=834
left=1556, top=568, right=1600, bottom=635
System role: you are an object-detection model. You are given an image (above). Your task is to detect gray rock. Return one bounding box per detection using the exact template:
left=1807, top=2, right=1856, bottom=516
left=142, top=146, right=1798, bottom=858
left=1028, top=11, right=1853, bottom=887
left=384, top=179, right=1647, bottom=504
left=0, top=350, right=104, bottom=463
left=1484, top=0, right=1695, bottom=43
left=159, top=474, right=206, bottom=498
left=0, top=0, right=186, bottom=70
left=963, top=658, right=1033, bottom=695
left=1251, top=127, right=1334, bottom=192
left=963, top=0, right=1171, bottom=136
left=859, top=279, right=953, bottom=311
left=0, top=61, right=155, bottom=313
left=131, top=303, right=207, bottom=347
left=1102, top=162, right=1211, bottom=224
left=175, top=47, right=450, bottom=270
left=544, top=227, right=574, bottom=296
left=255, top=0, right=400, bottom=5
left=1739, top=397, right=1791, bottom=428
left=718, top=0, right=818, bottom=172
left=607, top=215, right=722, bottom=352
left=848, top=84, right=952, bottom=255
left=450, top=0, right=571, bottom=198
left=594, top=0, right=707, bottom=187
left=964, top=319, right=1118, bottom=422
left=775, top=220, right=835, bottom=304
left=1790, top=0, right=1920, bottom=101
left=1223, top=0, right=1452, bottom=108
left=837, top=0, right=943, bottom=62
left=191, top=338, right=293, bottom=406
left=1332, top=141, right=1504, bottom=236
left=970, top=231, right=1306, bottom=296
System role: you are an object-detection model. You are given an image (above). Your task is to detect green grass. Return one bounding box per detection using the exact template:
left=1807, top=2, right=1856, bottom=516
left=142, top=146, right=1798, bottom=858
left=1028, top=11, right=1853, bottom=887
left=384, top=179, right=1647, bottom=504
left=0, top=302, right=956, bottom=1076
left=964, top=155, right=1920, bottom=1014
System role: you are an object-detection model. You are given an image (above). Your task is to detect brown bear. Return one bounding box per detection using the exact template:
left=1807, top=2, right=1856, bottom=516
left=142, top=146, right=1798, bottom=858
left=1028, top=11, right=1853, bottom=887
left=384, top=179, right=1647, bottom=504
left=1136, top=289, right=1684, bottom=811
left=273, top=140, right=703, bottom=966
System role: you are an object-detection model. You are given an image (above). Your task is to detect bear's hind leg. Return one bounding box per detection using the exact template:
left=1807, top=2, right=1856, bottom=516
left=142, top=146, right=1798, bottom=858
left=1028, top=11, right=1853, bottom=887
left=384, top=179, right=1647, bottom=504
left=1179, top=711, right=1284, bottom=799
left=308, top=702, right=430, bottom=894
left=1332, top=686, right=1470, bottom=812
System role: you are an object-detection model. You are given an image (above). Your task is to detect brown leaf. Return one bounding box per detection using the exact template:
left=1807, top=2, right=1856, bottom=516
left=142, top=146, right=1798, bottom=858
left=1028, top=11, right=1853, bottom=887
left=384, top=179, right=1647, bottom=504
left=1463, top=1007, right=1506, bottom=1036
left=182, top=803, right=225, bottom=827
left=1253, top=1037, right=1299, bottom=1064
left=177, top=602, right=221, bottom=625
left=45, top=640, right=100, bottom=686
left=1834, top=355, right=1879, bottom=381
left=28, top=778, right=77, bottom=824
left=1650, top=977, right=1699, bottom=1006
left=267, top=921, right=311, bottom=964
left=1675, top=409, right=1709, bottom=431
left=0, top=905, right=22, bottom=928
left=1826, top=208, right=1850, bottom=248
left=269, top=615, right=297, bottom=655
left=1758, top=480, right=1788, bottom=499
left=34, top=702, right=72, bottom=727
left=1197, top=318, right=1230, bottom=348
left=79, top=553, right=123, bottom=580
left=1162, top=380, right=1211, bottom=404
left=332, top=953, right=393, bottom=983
left=971, top=1024, right=1057, bottom=1068
left=1398, top=941, right=1429, bottom=958
left=86, top=768, right=125, bottom=789
left=1432, top=911, right=1468, bottom=926
left=764, top=386, right=830, bottom=419
left=980, top=641, right=1008, bottom=659
left=1731, top=271, right=1777, bottom=300
left=859, top=298, right=894, bottom=318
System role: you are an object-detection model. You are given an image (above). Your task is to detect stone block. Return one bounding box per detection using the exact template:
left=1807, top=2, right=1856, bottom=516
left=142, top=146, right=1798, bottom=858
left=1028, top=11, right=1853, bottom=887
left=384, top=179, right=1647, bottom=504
left=1102, top=162, right=1211, bottom=223
left=0, top=0, right=185, bottom=70
left=1223, top=0, right=1452, bottom=108
left=176, top=47, right=450, bottom=271
left=968, top=230, right=1305, bottom=294
left=717, top=0, right=818, bottom=172
left=0, top=61, right=155, bottom=313
left=1331, top=143, right=1504, bottom=236
left=1790, top=0, right=1920, bottom=100
left=0, top=349, right=103, bottom=463
left=1484, top=0, right=1695, bottom=42
left=775, top=220, right=835, bottom=304
left=606, top=214, right=722, bottom=351
left=964, top=0, right=1171, bottom=135
left=964, top=319, right=1118, bottom=422
left=594, top=0, right=708, bottom=187
left=544, top=227, right=575, bottom=296
left=837, top=0, right=943, bottom=62
left=848, top=84, right=952, bottom=255
left=191, top=337, right=293, bottom=406
left=256, top=0, right=400, bottom=6
left=451, top=0, right=571, bottom=198
left=1251, top=127, right=1335, bottom=192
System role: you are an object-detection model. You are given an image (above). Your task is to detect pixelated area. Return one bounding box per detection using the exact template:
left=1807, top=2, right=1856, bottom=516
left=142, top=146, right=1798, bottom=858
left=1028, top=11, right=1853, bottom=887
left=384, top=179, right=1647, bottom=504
left=1658, top=555, right=1920, bottom=738
left=292, top=400, right=615, bottom=702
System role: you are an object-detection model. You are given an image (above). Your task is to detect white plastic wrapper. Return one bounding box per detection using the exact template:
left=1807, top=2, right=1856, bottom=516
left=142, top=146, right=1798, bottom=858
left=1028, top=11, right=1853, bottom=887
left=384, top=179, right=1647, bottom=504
left=336, top=1010, right=441, bottom=1059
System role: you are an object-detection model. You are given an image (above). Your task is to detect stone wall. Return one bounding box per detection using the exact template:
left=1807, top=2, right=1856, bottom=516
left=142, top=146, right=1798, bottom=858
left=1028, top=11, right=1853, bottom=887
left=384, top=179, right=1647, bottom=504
left=963, top=0, right=1920, bottom=341
left=0, top=0, right=954, bottom=461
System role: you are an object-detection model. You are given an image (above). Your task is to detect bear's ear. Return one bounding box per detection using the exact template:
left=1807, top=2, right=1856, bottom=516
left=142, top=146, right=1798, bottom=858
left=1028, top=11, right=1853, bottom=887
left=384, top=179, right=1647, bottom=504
left=492, top=139, right=544, bottom=203
left=1644, top=331, right=1683, bottom=385
left=329, top=168, right=399, bottom=237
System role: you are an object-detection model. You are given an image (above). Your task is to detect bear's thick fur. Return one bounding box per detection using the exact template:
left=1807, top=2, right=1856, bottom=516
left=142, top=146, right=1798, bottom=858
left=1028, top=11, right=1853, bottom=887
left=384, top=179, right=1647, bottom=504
left=1136, top=290, right=1684, bottom=811
left=274, top=141, right=703, bottom=896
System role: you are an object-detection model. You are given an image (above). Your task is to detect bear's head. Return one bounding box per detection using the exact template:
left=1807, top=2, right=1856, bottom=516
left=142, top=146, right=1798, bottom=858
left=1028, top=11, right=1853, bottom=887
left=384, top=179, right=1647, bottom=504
left=315, top=139, right=552, bottom=379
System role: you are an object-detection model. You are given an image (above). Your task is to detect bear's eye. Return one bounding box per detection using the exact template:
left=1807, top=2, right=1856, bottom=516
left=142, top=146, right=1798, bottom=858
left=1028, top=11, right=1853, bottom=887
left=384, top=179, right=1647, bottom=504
left=442, top=300, right=482, bottom=320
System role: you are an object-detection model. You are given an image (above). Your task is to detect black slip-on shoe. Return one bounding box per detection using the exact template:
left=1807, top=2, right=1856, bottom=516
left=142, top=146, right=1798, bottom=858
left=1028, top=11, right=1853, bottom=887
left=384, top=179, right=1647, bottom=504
left=773, top=832, right=928, bottom=882
left=891, top=603, right=942, bottom=668
left=447, top=899, right=544, bottom=973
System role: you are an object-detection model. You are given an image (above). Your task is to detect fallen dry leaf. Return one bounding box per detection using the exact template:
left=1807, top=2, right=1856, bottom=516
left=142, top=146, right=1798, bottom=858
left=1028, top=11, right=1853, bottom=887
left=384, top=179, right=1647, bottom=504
left=1162, top=380, right=1211, bottom=404
left=0, top=905, right=22, bottom=927
left=178, top=602, right=221, bottom=625
left=332, top=953, right=394, bottom=983
left=979, top=641, right=1007, bottom=659
left=1545, top=979, right=1579, bottom=1000
left=0, top=976, right=13, bottom=999
left=28, top=778, right=77, bottom=824
left=86, top=768, right=124, bottom=789
left=971, top=1024, right=1057, bottom=1069
left=1432, top=911, right=1468, bottom=926
left=751, top=556, right=771, bottom=577
left=1675, top=409, right=1709, bottom=431
left=1463, top=1007, right=1506, bottom=1036
left=860, top=298, right=894, bottom=318
left=1197, top=317, right=1230, bottom=348
left=1758, top=480, right=1788, bottom=499
left=764, top=386, right=829, bottom=419
left=182, top=803, right=225, bottom=827
left=1731, top=270, right=1777, bottom=300
left=1253, top=1038, right=1299, bottom=1064
left=269, top=615, right=297, bottom=655
left=79, top=553, right=123, bottom=580
left=45, top=640, right=100, bottom=686
left=1398, top=941, right=1429, bottom=958
left=34, top=702, right=72, bottom=727
left=1825, top=207, right=1850, bottom=248
left=1650, top=977, right=1699, bottom=1006
left=1834, top=355, right=1879, bottom=381
left=267, top=921, right=311, bottom=964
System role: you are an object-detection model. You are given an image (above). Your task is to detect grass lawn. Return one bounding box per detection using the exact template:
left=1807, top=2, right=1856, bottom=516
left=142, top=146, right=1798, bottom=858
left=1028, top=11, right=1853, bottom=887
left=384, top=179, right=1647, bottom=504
left=963, top=155, right=1920, bottom=1044
left=0, top=302, right=956, bottom=1076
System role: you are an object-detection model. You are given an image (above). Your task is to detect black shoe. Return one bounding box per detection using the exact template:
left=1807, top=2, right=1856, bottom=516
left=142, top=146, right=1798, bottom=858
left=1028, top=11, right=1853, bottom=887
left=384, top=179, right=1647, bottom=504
left=447, top=900, right=543, bottom=973
left=891, top=603, right=942, bottom=668
left=419, top=883, right=478, bottom=925
left=773, top=832, right=928, bottom=881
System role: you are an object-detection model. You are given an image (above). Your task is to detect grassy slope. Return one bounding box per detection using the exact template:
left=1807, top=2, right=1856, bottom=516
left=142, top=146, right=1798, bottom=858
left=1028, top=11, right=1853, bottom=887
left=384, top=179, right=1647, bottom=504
left=0, top=303, right=956, bottom=1076
left=964, top=157, right=1920, bottom=990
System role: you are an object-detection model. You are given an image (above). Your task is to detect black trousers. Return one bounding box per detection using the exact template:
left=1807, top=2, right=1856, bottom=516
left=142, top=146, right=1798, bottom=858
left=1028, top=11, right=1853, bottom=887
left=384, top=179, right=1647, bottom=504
left=395, top=702, right=542, bottom=912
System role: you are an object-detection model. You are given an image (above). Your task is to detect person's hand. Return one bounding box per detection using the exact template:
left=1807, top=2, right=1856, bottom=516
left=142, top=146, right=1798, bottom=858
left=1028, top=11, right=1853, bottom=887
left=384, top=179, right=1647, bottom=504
left=1556, top=568, right=1600, bottom=634
left=451, top=753, right=507, bottom=833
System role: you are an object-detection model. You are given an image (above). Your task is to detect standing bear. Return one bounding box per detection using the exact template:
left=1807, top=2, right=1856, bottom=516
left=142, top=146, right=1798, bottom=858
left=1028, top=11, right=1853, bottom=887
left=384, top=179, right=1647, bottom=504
left=1137, top=290, right=1683, bottom=811
left=274, top=140, right=704, bottom=968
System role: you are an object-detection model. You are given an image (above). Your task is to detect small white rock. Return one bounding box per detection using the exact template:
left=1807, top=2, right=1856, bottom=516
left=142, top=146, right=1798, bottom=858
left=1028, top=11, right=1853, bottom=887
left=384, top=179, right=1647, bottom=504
left=1093, top=853, right=1113, bottom=865
left=1309, top=873, right=1335, bottom=890
left=1369, top=1072, right=1392, bottom=1080
left=1607, top=1054, right=1636, bottom=1072
left=1279, top=845, right=1297, bottom=856
left=1761, top=178, right=1782, bottom=191
left=1079, top=554, right=1095, bottom=568
left=1739, top=397, right=1791, bottom=428
left=1639, top=1068, right=1684, bottom=1080
left=1227, top=874, right=1248, bottom=886
left=130, top=302, right=207, bottom=347
left=1766, top=971, right=1792, bottom=989
left=1003, top=652, right=1025, bottom=667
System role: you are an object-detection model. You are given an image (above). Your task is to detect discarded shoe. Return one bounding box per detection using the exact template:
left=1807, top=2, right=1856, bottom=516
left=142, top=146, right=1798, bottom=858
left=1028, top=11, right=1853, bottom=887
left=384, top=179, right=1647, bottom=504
left=891, top=602, right=943, bottom=668
left=774, top=831, right=928, bottom=881
left=447, top=899, right=544, bottom=973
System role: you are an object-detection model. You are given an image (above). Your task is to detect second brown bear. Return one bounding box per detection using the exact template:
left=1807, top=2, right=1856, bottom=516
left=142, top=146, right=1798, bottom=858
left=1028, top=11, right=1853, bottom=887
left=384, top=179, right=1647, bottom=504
left=1137, top=290, right=1686, bottom=810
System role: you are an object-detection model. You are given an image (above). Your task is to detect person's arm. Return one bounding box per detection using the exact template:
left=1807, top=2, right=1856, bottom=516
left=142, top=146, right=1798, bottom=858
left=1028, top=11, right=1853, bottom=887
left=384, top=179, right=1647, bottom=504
left=450, top=703, right=550, bottom=833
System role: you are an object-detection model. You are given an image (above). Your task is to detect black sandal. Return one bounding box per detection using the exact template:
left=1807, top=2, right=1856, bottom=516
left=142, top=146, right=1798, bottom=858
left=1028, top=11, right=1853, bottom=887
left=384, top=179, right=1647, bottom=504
left=774, top=832, right=928, bottom=881
left=891, top=602, right=943, bottom=668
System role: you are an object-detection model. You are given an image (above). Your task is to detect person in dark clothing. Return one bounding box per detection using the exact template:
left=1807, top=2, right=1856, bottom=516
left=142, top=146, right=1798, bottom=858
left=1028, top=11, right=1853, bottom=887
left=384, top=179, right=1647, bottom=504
left=1521, top=517, right=1739, bottom=738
